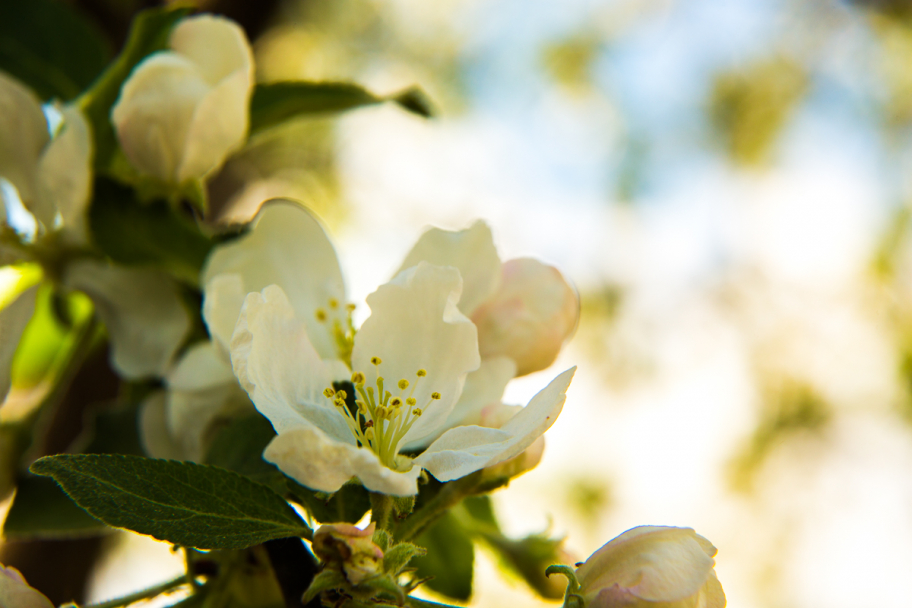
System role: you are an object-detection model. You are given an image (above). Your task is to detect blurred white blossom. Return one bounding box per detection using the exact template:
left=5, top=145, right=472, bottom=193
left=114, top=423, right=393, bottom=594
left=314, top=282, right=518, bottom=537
left=0, top=564, right=53, bottom=608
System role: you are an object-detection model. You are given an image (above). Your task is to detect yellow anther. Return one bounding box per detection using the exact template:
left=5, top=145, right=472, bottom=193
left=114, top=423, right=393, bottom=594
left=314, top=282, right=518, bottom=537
left=323, top=387, right=336, bottom=398
left=431, top=392, right=441, bottom=400
left=406, top=397, right=417, bottom=406
left=365, top=427, right=375, bottom=440
left=346, top=303, right=356, bottom=312
left=390, top=397, right=402, bottom=408
left=334, top=398, right=346, bottom=408
left=367, top=386, right=375, bottom=397
left=398, top=379, right=409, bottom=390
left=377, top=406, right=389, bottom=419
left=413, top=408, right=423, bottom=417
left=351, top=371, right=365, bottom=385
left=315, top=309, right=327, bottom=322
left=356, top=400, right=367, bottom=413
left=328, top=298, right=339, bottom=309
left=416, top=369, right=427, bottom=377
left=336, top=390, right=348, bottom=400
left=371, top=356, right=382, bottom=366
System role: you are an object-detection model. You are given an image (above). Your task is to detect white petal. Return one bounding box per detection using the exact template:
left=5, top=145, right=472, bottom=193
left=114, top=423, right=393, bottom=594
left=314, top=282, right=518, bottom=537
left=576, top=526, right=716, bottom=603
left=414, top=366, right=574, bottom=482
left=139, top=390, right=184, bottom=460
left=230, top=284, right=352, bottom=443
left=201, top=273, right=245, bottom=356
left=35, top=105, right=91, bottom=239
left=111, top=54, right=210, bottom=182
left=65, top=261, right=191, bottom=378
left=396, top=221, right=501, bottom=314
left=0, top=565, right=54, bottom=608
left=0, top=286, right=37, bottom=401
left=352, top=262, right=480, bottom=444
left=264, top=425, right=421, bottom=496
left=0, top=72, right=47, bottom=209
left=167, top=340, right=234, bottom=391
left=203, top=201, right=345, bottom=360
left=472, top=258, right=579, bottom=376
left=406, top=356, right=515, bottom=450
left=169, top=15, right=253, bottom=87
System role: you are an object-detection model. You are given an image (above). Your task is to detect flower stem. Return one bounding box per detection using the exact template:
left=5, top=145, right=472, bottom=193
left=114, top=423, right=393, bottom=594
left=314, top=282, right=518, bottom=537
left=394, top=472, right=482, bottom=541
left=370, top=492, right=394, bottom=530
left=79, top=574, right=189, bottom=608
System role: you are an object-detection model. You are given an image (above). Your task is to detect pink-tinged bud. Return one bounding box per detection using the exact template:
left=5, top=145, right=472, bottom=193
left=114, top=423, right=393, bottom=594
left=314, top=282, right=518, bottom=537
left=312, top=523, right=384, bottom=585
left=472, top=258, right=579, bottom=376
left=575, top=526, right=725, bottom=608
left=0, top=565, right=54, bottom=608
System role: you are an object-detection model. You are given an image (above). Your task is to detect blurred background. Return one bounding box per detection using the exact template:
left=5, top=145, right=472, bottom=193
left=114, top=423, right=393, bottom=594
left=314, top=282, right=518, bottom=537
left=14, top=0, right=912, bottom=606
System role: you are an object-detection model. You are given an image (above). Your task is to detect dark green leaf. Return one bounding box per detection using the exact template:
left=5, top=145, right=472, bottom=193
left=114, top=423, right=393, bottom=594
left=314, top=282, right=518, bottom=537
left=204, top=412, right=286, bottom=491
left=3, top=475, right=108, bottom=539
left=89, top=177, right=213, bottom=284
left=0, top=0, right=112, bottom=100
left=462, top=495, right=499, bottom=529
left=30, top=454, right=312, bottom=549
left=412, top=512, right=474, bottom=601
left=288, top=481, right=372, bottom=525
left=78, top=6, right=193, bottom=169
left=77, top=401, right=146, bottom=456
left=249, top=82, right=432, bottom=136
left=302, top=570, right=346, bottom=604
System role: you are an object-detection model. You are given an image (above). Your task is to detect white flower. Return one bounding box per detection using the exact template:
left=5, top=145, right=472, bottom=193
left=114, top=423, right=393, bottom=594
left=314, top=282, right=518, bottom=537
left=111, top=14, right=253, bottom=184
left=574, top=526, right=726, bottom=608
left=0, top=564, right=53, bottom=608
left=397, top=221, right=579, bottom=377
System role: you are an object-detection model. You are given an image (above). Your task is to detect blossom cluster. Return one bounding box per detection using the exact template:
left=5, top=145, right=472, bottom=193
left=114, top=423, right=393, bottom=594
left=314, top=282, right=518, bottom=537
left=0, top=8, right=726, bottom=608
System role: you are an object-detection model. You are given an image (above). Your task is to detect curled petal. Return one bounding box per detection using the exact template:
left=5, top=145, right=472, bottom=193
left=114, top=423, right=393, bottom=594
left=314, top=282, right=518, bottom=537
left=414, top=366, right=574, bottom=481
left=396, top=220, right=501, bottom=314
left=264, top=425, right=421, bottom=496
left=0, top=286, right=37, bottom=401
left=169, top=15, right=253, bottom=87
left=472, top=258, right=579, bottom=376
left=352, top=262, right=480, bottom=444
left=577, top=526, right=721, bottom=605
left=230, top=285, right=351, bottom=443
left=35, top=105, right=91, bottom=238
left=65, top=262, right=191, bottom=379
left=0, top=565, right=54, bottom=608
left=203, top=201, right=345, bottom=360
left=0, top=72, right=48, bottom=209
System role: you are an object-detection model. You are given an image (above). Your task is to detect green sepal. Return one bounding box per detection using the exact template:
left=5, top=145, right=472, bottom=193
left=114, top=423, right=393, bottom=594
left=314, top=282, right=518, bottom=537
left=301, top=569, right=347, bottom=604
left=365, top=574, right=407, bottom=605
left=372, top=528, right=392, bottom=552
left=383, top=541, right=426, bottom=577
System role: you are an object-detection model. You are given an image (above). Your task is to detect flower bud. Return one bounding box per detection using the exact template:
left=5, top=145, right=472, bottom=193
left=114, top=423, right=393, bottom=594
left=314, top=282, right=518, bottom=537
left=574, top=526, right=725, bottom=608
left=312, top=523, right=384, bottom=585
left=0, top=564, right=54, bottom=608
left=111, top=14, right=253, bottom=184
left=472, top=258, right=579, bottom=376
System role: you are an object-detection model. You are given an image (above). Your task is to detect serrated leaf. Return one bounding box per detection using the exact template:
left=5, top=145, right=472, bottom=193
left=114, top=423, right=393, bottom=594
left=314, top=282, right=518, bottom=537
left=3, top=475, right=109, bottom=539
left=248, top=81, right=431, bottom=137
left=383, top=542, right=425, bottom=577
left=89, top=177, right=213, bottom=284
left=0, top=0, right=111, bottom=100
left=412, top=511, right=474, bottom=601
left=79, top=6, right=193, bottom=169
left=30, top=454, right=312, bottom=549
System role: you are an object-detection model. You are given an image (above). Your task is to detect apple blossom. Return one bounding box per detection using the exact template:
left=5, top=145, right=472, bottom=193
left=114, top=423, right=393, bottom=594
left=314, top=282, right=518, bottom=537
left=564, top=526, right=726, bottom=608
left=0, top=564, right=53, bottom=608
left=111, top=15, right=253, bottom=184
left=313, top=523, right=384, bottom=585
left=397, top=221, right=579, bottom=377
left=231, top=266, right=575, bottom=496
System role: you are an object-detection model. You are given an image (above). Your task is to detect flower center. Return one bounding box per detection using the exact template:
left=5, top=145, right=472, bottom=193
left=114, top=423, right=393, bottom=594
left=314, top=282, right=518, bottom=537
left=314, top=297, right=356, bottom=365
left=323, top=357, right=442, bottom=469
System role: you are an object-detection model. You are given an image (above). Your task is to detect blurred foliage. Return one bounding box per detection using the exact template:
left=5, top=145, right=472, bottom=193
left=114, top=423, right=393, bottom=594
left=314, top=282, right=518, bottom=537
left=564, top=476, right=613, bottom=529
left=541, top=34, right=602, bottom=92
left=709, top=57, right=808, bottom=166
left=728, top=380, right=831, bottom=493
left=869, top=15, right=912, bottom=127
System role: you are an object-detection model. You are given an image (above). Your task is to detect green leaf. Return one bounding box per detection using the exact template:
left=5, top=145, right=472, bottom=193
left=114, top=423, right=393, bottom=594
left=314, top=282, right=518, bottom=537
left=204, top=412, right=286, bottom=492
left=288, top=481, right=372, bottom=525
left=3, top=475, right=109, bottom=539
left=30, top=454, right=312, bottom=549
left=412, top=511, right=474, bottom=601
left=302, top=570, right=347, bottom=604
left=0, top=0, right=112, bottom=100
left=89, top=177, right=213, bottom=284
left=383, top=541, right=426, bottom=577
left=249, top=82, right=432, bottom=137
left=78, top=6, right=193, bottom=169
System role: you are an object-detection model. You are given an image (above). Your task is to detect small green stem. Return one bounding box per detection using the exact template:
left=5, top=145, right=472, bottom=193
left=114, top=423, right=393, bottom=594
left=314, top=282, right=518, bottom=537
left=370, top=492, right=393, bottom=530
left=79, top=574, right=189, bottom=608
left=394, top=473, right=482, bottom=541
